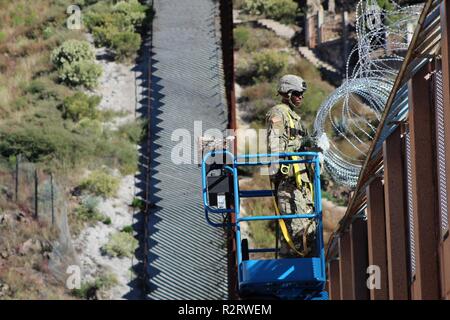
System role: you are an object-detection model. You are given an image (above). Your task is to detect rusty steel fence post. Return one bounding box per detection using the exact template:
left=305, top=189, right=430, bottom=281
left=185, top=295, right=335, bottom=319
left=408, top=61, right=440, bottom=300
left=339, top=231, right=355, bottom=299
left=350, top=217, right=369, bottom=300
left=219, top=0, right=238, bottom=299
left=383, top=126, right=409, bottom=299
left=328, top=258, right=341, bottom=300
left=366, top=177, right=388, bottom=299
left=438, top=0, right=450, bottom=300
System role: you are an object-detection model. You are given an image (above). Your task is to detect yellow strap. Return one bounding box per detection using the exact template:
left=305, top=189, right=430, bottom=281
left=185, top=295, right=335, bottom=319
left=270, top=105, right=315, bottom=257
left=271, top=183, right=305, bottom=257
left=279, top=105, right=314, bottom=202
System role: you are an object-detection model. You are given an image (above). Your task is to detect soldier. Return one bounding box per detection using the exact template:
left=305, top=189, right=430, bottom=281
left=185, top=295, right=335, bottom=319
left=266, top=74, right=317, bottom=258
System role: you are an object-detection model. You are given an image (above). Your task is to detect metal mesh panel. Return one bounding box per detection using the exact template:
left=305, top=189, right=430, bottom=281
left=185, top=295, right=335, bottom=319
left=147, top=0, right=229, bottom=300
left=405, top=129, right=416, bottom=277
left=435, top=69, right=449, bottom=236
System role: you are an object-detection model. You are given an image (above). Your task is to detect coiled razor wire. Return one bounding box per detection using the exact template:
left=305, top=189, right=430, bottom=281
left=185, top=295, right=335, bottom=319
left=313, top=0, right=423, bottom=188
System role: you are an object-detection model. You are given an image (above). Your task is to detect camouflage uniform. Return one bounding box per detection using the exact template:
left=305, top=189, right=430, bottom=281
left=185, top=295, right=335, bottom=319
left=266, top=103, right=316, bottom=258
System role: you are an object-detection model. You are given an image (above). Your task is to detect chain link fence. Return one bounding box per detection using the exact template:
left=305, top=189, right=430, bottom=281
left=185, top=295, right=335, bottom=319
left=0, top=155, right=78, bottom=282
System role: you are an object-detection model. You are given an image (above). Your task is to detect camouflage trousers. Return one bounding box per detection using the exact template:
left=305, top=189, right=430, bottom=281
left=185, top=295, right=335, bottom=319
left=276, top=178, right=316, bottom=258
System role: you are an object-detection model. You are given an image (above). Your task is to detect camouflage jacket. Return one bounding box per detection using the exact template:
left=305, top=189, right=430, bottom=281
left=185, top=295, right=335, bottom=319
left=266, top=103, right=312, bottom=182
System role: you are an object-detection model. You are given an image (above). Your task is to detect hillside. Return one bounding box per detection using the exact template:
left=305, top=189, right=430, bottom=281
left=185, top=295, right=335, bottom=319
left=0, top=0, right=151, bottom=299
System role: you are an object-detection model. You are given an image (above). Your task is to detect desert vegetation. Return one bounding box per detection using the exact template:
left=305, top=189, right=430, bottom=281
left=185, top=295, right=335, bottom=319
left=0, top=0, right=151, bottom=299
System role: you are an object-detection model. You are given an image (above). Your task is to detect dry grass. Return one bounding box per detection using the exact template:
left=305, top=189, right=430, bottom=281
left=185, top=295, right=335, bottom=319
left=0, top=0, right=77, bottom=117
left=0, top=207, right=74, bottom=299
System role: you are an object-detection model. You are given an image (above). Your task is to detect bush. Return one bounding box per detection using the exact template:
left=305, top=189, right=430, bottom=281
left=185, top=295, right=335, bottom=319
left=52, top=40, right=102, bottom=89
left=110, top=31, right=141, bottom=61
left=234, top=26, right=251, bottom=51
left=58, top=60, right=102, bottom=89
left=253, top=51, right=288, bottom=82
left=242, top=0, right=298, bottom=24
left=234, top=26, right=287, bottom=52
left=237, top=51, right=287, bottom=85
left=85, top=10, right=116, bottom=30
left=75, top=118, right=103, bottom=137
left=91, top=25, right=118, bottom=47
left=130, top=197, right=145, bottom=210
left=0, top=124, right=94, bottom=164
left=71, top=271, right=118, bottom=299
left=121, top=225, right=133, bottom=233
left=85, top=0, right=147, bottom=60
left=79, top=170, right=120, bottom=197
left=117, top=121, right=145, bottom=144
left=264, top=0, right=299, bottom=23
left=42, top=26, right=55, bottom=40
left=62, top=92, right=101, bottom=122
left=113, top=0, right=147, bottom=29
left=26, top=80, right=57, bottom=101
left=236, top=57, right=257, bottom=85
left=101, top=231, right=138, bottom=258
left=106, top=138, right=138, bottom=175
left=75, top=196, right=105, bottom=222
left=51, top=40, right=95, bottom=68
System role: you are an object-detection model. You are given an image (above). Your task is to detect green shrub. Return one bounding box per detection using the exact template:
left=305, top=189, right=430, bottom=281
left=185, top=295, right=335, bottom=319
left=107, top=138, right=138, bottom=175
left=0, top=31, right=6, bottom=43
left=75, top=118, right=103, bottom=137
left=97, top=122, right=143, bottom=175
left=71, top=271, right=118, bottom=299
left=102, top=217, right=112, bottom=225
left=42, top=26, right=55, bottom=40
left=25, top=79, right=70, bottom=102
left=85, top=0, right=147, bottom=60
left=91, top=25, right=118, bottom=47
left=52, top=40, right=102, bottom=88
left=75, top=196, right=105, bottom=222
left=234, top=26, right=250, bottom=51
left=110, top=31, right=141, bottom=61
left=101, top=231, right=138, bottom=258
left=253, top=51, right=288, bottom=82
left=235, top=26, right=288, bottom=53
left=242, top=0, right=298, bottom=24
left=236, top=57, right=257, bottom=85
left=79, top=170, right=120, bottom=197
left=130, top=197, right=145, bottom=210
left=71, top=281, right=96, bottom=299
left=62, top=92, right=101, bottom=122
left=0, top=124, right=95, bottom=164
left=237, top=51, right=287, bottom=85
left=116, top=121, right=145, bottom=144
left=26, top=80, right=51, bottom=98
left=94, top=272, right=118, bottom=290
left=58, top=60, right=102, bottom=89
left=85, top=10, right=115, bottom=31
left=51, top=40, right=95, bottom=68
left=264, top=0, right=298, bottom=23
left=121, top=225, right=133, bottom=233
left=113, top=0, right=147, bottom=29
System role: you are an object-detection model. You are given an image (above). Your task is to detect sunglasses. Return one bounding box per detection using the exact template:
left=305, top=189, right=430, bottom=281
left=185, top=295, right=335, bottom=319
left=291, top=91, right=304, bottom=98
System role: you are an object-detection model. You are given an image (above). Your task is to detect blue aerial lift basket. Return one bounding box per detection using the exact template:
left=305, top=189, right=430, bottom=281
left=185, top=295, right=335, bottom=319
left=201, top=150, right=328, bottom=300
